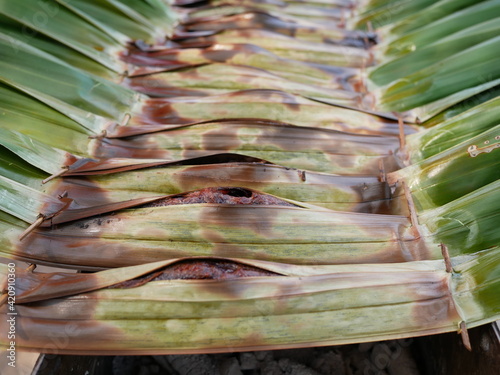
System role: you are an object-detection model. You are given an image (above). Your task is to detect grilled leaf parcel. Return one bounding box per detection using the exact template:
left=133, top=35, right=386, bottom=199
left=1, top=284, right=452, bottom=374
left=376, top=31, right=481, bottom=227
left=0, top=0, right=498, bottom=353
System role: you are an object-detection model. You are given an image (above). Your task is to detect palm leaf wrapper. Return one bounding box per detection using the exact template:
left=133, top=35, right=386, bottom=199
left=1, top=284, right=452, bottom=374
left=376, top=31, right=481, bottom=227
left=0, top=0, right=499, bottom=355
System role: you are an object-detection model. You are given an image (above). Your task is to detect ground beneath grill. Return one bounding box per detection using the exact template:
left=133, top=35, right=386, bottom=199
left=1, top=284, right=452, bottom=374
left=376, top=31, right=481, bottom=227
left=36, top=339, right=421, bottom=375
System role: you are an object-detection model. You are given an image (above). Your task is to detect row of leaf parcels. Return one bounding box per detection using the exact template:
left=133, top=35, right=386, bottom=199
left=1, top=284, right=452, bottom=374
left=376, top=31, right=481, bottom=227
left=0, top=0, right=499, bottom=353
left=1, top=180, right=499, bottom=270
left=0, top=248, right=498, bottom=354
